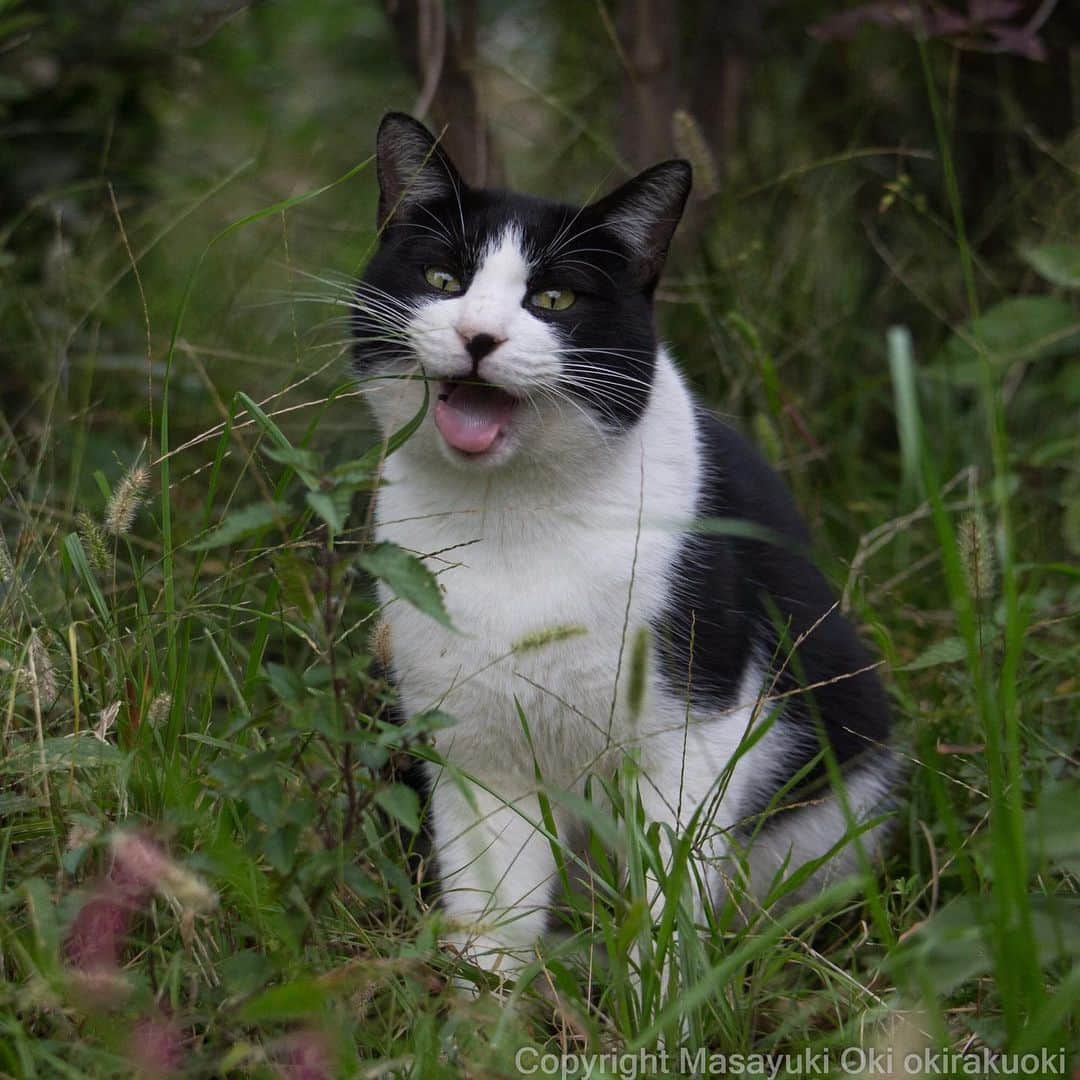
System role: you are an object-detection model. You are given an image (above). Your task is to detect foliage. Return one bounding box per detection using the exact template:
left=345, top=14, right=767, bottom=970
left=0, top=2, right=1077, bottom=1076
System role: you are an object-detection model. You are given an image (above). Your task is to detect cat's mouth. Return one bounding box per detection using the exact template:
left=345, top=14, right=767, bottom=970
left=434, top=379, right=519, bottom=455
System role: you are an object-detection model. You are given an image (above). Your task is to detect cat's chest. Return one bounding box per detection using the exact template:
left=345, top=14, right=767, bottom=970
left=375, top=506, right=671, bottom=744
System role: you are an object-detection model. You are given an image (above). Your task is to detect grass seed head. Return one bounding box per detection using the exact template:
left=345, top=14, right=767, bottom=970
left=372, top=617, right=393, bottom=671
left=672, top=108, right=718, bottom=199
left=111, top=831, right=217, bottom=914
left=0, top=532, right=14, bottom=584
left=104, top=464, right=150, bottom=536
left=76, top=510, right=111, bottom=571
left=26, top=630, right=57, bottom=702
left=147, top=691, right=173, bottom=726
left=511, top=624, right=587, bottom=653
left=958, top=510, right=996, bottom=602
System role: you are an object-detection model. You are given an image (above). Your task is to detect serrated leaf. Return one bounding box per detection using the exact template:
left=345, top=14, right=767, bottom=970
left=328, top=458, right=377, bottom=489
left=1022, top=243, right=1080, bottom=288
left=305, top=490, right=349, bottom=535
left=191, top=502, right=287, bottom=550
left=375, top=783, right=421, bottom=832
left=262, top=444, right=321, bottom=490
left=358, top=541, right=454, bottom=629
left=901, top=636, right=967, bottom=671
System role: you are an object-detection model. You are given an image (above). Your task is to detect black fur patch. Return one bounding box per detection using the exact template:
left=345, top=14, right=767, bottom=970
left=653, top=409, right=893, bottom=825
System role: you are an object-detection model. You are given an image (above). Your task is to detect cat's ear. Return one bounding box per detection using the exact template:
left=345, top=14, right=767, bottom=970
left=589, top=160, right=692, bottom=286
left=375, top=113, right=465, bottom=227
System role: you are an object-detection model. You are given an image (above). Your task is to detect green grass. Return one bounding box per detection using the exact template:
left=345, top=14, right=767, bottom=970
left=1, top=6, right=1078, bottom=1077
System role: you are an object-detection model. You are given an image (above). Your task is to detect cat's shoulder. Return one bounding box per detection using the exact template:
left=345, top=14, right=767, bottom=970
left=690, top=405, right=812, bottom=547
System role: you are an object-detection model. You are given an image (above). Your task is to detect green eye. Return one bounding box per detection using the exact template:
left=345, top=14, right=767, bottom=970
left=424, top=267, right=462, bottom=293
left=530, top=287, right=575, bottom=311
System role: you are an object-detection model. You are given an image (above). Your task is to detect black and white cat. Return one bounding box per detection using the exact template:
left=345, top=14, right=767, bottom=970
left=353, top=113, right=894, bottom=975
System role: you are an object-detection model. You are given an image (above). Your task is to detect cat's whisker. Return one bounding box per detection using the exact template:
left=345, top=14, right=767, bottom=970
left=556, top=368, right=658, bottom=396
left=543, top=218, right=627, bottom=262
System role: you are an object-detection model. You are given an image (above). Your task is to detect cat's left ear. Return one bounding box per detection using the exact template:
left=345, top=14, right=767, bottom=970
left=375, top=112, right=465, bottom=228
left=588, top=160, right=692, bottom=286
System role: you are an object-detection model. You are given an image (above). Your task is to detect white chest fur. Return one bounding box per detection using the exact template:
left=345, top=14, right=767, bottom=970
left=374, top=354, right=702, bottom=788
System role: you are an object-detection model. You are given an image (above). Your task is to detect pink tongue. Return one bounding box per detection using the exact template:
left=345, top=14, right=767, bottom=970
left=434, top=383, right=517, bottom=454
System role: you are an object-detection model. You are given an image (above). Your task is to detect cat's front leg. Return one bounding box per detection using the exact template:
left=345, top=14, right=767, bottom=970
left=429, top=768, right=559, bottom=980
left=624, top=744, right=731, bottom=1036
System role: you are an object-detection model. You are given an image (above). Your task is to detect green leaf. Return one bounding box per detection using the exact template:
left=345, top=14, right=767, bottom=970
left=889, top=895, right=1080, bottom=995
left=21, top=878, right=60, bottom=971
left=1022, top=243, right=1080, bottom=289
left=404, top=709, right=459, bottom=738
left=262, top=444, right=322, bottom=490
left=626, top=625, right=649, bottom=718
left=887, top=897, right=991, bottom=994
left=221, top=950, right=273, bottom=995
left=238, top=979, right=327, bottom=1022
left=190, top=502, right=287, bottom=550
left=305, top=489, right=349, bottom=535
left=236, top=391, right=293, bottom=454
left=355, top=378, right=431, bottom=471
left=1026, top=780, right=1080, bottom=874
left=62, top=533, right=114, bottom=630
left=264, top=662, right=307, bottom=703
left=271, top=551, right=315, bottom=618
left=263, top=825, right=299, bottom=875
left=900, top=636, right=967, bottom=671
left=327, top=458, right=377, bottom=490
left=0, top=735, right=126, bottom=774
left=887, top=325, right=924, bottom=498
left=934, top=297, right=1080, bottom=386
left=358, top=541, right=454, bottom=629
left=375, top=783, right=421, bottom=832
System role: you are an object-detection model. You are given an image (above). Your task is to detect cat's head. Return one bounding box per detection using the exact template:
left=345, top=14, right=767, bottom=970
left=353, top=113, right=691, bottom=472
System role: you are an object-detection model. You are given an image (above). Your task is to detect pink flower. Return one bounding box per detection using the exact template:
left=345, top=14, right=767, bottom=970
left=129, top=1015, right=185, bottom=1078
left=276, top=1030, right=333, bottom=1080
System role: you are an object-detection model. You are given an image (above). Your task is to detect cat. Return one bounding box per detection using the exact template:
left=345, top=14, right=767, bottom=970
left=352, top=112, right=895, bottom=978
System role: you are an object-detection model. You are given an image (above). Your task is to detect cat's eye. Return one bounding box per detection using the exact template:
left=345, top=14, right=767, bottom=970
left=530, top=287, right=575, bottom=311
left=424, top=267, right=462, bottom=293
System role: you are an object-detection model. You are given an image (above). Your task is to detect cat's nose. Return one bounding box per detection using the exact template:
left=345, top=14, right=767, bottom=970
left=458, top=330, right=504, bottom=364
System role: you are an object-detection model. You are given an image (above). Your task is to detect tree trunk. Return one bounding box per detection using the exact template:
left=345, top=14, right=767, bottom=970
left=380, top=0, right=501, bottom=185
left=617, top=0, right=680, bottom=170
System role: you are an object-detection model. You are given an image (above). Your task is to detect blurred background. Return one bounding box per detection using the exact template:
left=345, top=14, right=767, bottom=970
left=2, top=1, right=1076, bottom=564
left=1, top=2, right=1078, bottom=1075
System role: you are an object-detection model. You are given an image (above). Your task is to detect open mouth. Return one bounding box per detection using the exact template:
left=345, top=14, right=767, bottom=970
left=434, top=380, right=519, bottom=455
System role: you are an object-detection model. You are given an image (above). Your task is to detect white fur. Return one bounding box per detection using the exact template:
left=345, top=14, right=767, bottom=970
left=368, top=231, right=885, bottom=972
left=367, top=227, right=597, bottom=472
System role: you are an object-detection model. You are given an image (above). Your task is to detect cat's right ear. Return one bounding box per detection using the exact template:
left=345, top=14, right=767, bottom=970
left=375, top=113, right=464, bottom=228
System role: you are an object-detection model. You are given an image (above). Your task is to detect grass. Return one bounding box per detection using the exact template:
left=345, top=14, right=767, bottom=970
left=1, top=6, right=1078, bottom=1078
